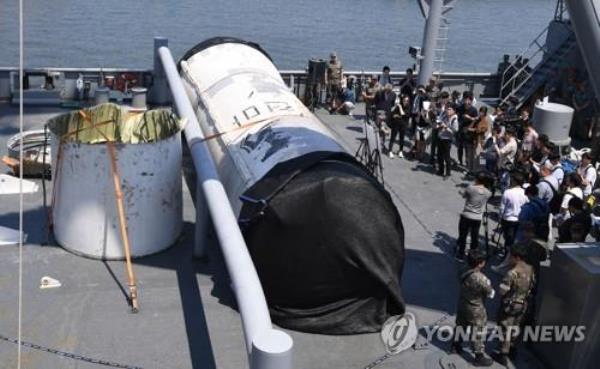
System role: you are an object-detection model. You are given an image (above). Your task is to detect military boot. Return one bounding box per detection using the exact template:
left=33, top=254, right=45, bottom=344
left=473, top=353, right=494, bottom=367
left=491, top=351, right=509, bottom=366
left=509, top=346, right=518, bottom=360
left=448, top=341, right=463, bottom=355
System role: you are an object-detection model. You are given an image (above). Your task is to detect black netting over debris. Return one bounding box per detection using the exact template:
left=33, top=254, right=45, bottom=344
left=240, top=152, right=405, bottom=334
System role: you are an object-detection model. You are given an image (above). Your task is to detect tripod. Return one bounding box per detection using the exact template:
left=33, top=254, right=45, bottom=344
left=488, top=207, right=509, bottom=261
left=355, top=119, right=385, bottom=184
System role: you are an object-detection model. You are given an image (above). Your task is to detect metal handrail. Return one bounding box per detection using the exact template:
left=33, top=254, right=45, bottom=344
left=500, top=21, right=572, bottom=99
left=157, top=44, right=292, bottom=369
left=500, top=23, right=573, bottom=104
left=0, top=66, right=496, bottom=77
left=500, top=24, right=551, bottom=94
left=499, top=32, right=576, bottom=107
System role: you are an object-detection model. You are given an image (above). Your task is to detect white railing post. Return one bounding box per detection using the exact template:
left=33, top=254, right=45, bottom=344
left=193, top=183, right=210, bottom=258
left=157, top=44, right=293, bottom=369
left=150, top=37, right=171, bottom=105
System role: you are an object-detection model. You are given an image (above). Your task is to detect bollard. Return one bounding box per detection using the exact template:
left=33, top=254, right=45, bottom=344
left=131, top=87, right=148, bottom=110
left=94, top=86, right=110, bottom=105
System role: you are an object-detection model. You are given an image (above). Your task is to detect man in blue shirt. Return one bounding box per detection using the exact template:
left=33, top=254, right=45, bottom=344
left=536, top=162, right=559, bottom=204
left=517, top=185, right=549, bottom=242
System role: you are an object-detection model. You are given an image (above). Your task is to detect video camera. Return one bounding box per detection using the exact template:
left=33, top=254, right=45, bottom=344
left=478, top=171, right=497, bottom=192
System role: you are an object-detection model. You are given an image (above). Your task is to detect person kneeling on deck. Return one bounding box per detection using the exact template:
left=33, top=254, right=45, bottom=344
left=334, top=77, right=356, bottom=116
left=450, top=249, right=495, bottom=367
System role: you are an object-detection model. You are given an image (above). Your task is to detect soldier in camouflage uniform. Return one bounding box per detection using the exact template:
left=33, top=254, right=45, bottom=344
left=451, top=249, right=494, bottom=367
left=325, top=52, right=343, bottom=112
left=493, top=243, right=535, bottom=366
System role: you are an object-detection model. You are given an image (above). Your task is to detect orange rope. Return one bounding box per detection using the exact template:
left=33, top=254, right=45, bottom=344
left=47, top=139, right=63, bottom=230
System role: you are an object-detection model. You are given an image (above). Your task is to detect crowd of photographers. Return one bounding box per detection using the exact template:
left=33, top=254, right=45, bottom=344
left=324, top=59, right=597, bottom=250
left=323, top=57, right=599, bottom=366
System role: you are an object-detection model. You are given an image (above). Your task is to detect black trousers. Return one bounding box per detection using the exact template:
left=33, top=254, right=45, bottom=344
left=437, top=139, right=452, bottom=175
left=388, top=121, right=407, bottom=152
left=457, top=215, right=481, bottom=255
left=501, top=219, right=519, bottom=249
left=430, top=128, right=439, bottom=163
left=456, top=133, right=465, bottom=165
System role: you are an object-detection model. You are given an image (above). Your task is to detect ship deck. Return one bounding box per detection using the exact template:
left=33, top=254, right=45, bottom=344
left=0, top=102, right=545, bottom=369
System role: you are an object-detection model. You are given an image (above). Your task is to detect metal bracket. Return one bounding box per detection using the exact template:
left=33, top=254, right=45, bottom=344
left=238, top=195, right=269, bottom=227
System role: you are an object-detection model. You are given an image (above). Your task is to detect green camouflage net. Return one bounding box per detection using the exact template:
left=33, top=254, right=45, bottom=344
left=47, top=103, right=182, bottom=144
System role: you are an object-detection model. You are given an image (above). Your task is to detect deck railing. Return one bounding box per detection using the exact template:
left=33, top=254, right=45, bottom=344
left=0, top=65, right=499, bottom=104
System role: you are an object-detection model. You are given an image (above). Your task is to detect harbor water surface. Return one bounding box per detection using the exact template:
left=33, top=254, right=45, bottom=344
left=0, top=0, right=555, bottom=72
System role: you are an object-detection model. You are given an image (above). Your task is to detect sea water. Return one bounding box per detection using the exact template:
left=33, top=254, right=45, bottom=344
left=0, top=0, right=555, bottom=72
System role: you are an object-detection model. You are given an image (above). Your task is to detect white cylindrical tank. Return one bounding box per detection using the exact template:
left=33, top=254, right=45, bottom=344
left=48, top=104, right=183, bottom=259
left=94, top=86, right=110, bottom=105
left=533, top=101, right=574, bottom=146
left=62, top=78, right=77, bottom=100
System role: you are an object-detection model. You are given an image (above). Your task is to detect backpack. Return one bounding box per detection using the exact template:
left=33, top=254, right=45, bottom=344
left=542, top=179, right=561, bottom=215
left=528, top=199, right=550, bottom=241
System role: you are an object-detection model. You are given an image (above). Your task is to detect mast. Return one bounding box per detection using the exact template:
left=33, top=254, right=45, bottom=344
left=416, top=0, right=456, bottom=86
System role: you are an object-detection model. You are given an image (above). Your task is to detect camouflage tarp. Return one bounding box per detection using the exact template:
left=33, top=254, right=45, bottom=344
left=47, top=103, right=182, bottom=144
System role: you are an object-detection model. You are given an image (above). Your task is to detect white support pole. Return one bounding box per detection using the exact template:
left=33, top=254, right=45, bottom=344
left=193, top=181, right=210, bottom=258
left=150, top=37, right=171, bottom=105
left=417, top=0, right=444, bottom=86
left=157, top=45, right=293, bottom=369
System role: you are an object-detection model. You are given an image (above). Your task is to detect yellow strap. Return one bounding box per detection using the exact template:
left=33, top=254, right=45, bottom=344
left=198, top=113, right=304, bottom=143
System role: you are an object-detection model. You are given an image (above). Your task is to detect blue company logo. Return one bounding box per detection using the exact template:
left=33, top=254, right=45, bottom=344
left=380, top=312, right=418, bottom=355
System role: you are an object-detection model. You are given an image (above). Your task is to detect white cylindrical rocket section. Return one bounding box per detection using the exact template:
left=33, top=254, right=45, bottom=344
left=179, top=39, right=406, bottom=336
left=180, top=40, right=344, bottom=213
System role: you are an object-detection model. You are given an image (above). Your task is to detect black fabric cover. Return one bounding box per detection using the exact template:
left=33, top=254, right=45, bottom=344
left=240, top=152, right=405, bottom=334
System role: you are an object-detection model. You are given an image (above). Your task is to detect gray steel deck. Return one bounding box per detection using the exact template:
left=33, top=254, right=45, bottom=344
left=0, top=102, right=544, bottom=369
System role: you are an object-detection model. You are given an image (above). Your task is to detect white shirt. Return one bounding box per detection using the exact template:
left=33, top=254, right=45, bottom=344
left=551, top=164, right=564, bottom=186
left=561, top=187, right=583, bottom=210
left=555, top=187, right=584, bottom=225
left=500, top=187, right=529, bottom=221
left=498, top=137, right=517, bottom=165
left=578, top=164, right=597, bottom=196
left=522, top=128, right=538, bottom=152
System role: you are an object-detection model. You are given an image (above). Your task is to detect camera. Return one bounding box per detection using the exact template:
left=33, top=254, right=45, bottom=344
left=477, top=171, right=496, bottom=191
